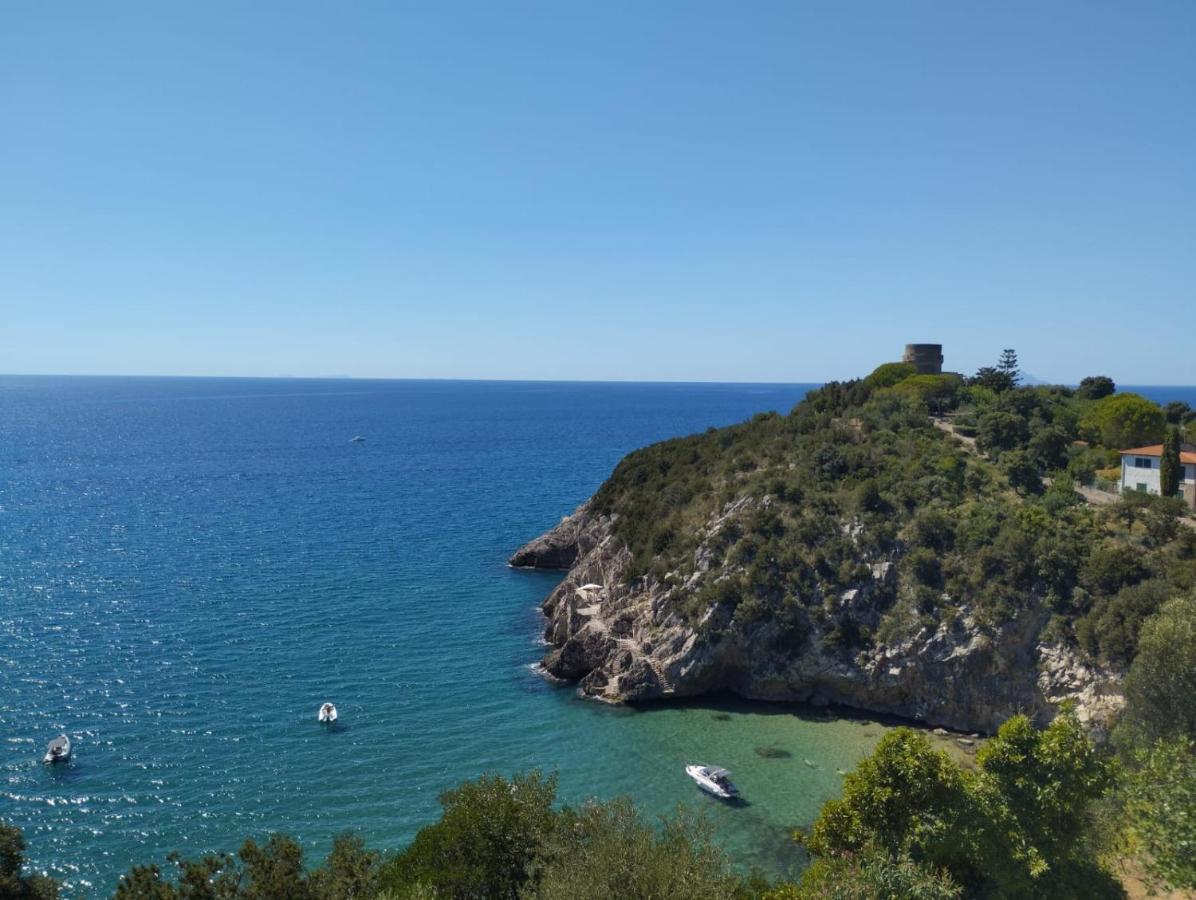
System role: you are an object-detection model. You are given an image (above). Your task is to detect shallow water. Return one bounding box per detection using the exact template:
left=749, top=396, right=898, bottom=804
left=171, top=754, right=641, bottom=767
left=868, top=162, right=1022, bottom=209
left=0, top=376, right=899, bottom=894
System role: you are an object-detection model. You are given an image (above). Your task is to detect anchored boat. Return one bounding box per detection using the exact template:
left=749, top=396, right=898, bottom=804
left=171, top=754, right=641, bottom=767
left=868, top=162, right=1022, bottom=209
left=318, top=702, right=338, bottom=724
left=685, top=764, right=739, bottom=799
left=43, top=734, right=71, bottom=765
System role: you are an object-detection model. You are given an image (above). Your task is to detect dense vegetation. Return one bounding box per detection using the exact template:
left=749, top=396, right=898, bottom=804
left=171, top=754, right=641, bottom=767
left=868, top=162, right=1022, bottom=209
left=590, top=353, right=1195, bottom=669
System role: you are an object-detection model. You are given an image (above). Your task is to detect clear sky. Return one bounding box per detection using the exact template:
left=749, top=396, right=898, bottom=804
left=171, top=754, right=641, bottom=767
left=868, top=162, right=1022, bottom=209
left=2, top=2, right=1193, bottom=384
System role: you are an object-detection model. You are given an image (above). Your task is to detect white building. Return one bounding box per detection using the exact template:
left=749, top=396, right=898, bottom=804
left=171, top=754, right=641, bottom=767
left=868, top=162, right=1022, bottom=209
left=1119, top=443, right=1196, bottom=508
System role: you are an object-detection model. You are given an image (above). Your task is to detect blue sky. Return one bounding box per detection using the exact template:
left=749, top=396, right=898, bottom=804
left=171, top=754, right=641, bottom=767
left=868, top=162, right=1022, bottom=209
left=2, top=2, right=1193, bottom=383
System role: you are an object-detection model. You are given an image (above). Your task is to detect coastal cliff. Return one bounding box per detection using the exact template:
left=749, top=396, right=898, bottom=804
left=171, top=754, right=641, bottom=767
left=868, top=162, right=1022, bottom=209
left=507, top=373, right=1164, bottom=736
left=512, top=500, right=1122, bottom=734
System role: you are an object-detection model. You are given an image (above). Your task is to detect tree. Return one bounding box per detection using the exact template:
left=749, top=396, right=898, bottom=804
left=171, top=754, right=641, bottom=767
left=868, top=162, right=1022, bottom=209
left=307, top=833, right=379, bottom=900
left=0, top=822, right=59, bottom=899
left=975, top=411, right=1028, bottom=457
left=971, top=367, right=1015, bottom=393
left=802, top=729, right=973, bottom=871
left=976, top=713, right=1114, bottom=879
left=378, top=771, right=558, bottom=899
left=1118, top=593, right=1196, bottom=745
left=890, top=374, right=961, bottom=416
left=1028, top=426, right=1072, bottom=471
left=1119, top=737, right=1196, bottom=891
left=1076, top=376, right=1116, bottom=401
left=997, top=348, right=1020, bottom=385
left=1163, top=400, right=1193, bottom=424
left=776, top=847, right=962, bottom=899
left=531, top=799, right=741, bottom=900
left=801, top=714, right=1119, bottom=897
left=1079, top=393, right=1165, bottom=449
left=1160, top=427, right=1181, bottom=498
left=238, top=834, right=310, bottom=900
left=866, top=362, right=918, bottom=389
left=1000, top=449, right=1042, bottom=495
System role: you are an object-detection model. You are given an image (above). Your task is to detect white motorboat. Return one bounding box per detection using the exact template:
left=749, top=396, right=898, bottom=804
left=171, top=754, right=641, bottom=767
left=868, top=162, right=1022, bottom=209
left=350, top=436, right=365, bottom=444
left=685, top=764, right=739, bottom=799
left=44, top=734, right=71, bottom=765
left=318, top=702, right=338, bottom=724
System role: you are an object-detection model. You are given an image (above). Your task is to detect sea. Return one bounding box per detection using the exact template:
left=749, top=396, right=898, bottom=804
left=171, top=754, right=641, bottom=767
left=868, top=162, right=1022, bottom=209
left=1, top=377, right=1192, bottom=896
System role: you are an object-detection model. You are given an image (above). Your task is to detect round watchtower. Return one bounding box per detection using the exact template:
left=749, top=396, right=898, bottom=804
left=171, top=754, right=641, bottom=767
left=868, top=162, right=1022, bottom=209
left=902, top=343, right=943, bottom=375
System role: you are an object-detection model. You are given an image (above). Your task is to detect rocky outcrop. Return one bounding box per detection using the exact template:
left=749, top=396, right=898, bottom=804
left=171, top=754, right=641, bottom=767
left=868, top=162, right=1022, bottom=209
left=509, top=502, right=602, bottom=570
left=512, top=502, right=1124, bottom=735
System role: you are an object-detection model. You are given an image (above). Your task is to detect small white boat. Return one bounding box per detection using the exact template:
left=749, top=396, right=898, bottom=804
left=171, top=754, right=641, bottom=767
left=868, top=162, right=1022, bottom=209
left=350, top=436, right=365, bottom=444
left=318, top=702, right=338, bottom=724
left=685, top=764, right=739, bottom=799
left=44, top=734, right=71, bottom=765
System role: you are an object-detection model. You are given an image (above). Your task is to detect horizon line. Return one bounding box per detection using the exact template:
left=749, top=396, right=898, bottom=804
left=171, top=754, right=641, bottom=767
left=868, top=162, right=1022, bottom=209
left=0, top=372, right=1191, bottom=389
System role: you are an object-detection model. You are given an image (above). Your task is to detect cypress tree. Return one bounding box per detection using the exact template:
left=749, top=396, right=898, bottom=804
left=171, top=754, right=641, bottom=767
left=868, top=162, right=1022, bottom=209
left=1160, top=426, right=1181, bottom=498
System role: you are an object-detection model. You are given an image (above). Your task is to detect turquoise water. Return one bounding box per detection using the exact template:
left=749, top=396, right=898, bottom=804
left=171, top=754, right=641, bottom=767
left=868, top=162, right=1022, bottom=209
left=4, top=376, right=1193, bottom=896
left=0, top=376, right=882, bottom=896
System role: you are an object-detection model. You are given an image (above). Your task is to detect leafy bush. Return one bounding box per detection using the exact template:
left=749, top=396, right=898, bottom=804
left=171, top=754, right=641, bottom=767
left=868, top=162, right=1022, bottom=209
left=378, top=771, right=557, bottom=899
left=801, top=713, right=1119, bottom=898
left=1075, top=376, right=1116, bottom=401
left=1076, top=580, right=1172, bottom=665
left=0, top=822, right=58, bottom=899
left=114, top=832, right=378, bottom=900
left=772, top=847, right=962, bottom=899
left=1118, top=737, right=1196, bottom=891
left=1117, top=593, right=1196, bottom=745
left=976, top=411, right=1029, bottom=457
left=530, top=799, right=741, bottom=900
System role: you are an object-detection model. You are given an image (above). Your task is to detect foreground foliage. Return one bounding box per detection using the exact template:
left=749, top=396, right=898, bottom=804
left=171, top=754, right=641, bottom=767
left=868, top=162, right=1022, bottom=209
left=798, top=711, right=1119, bottom=899
left=1116, top=737, right=1196, bottom=891
left=0, top=823, right=58, bottom=899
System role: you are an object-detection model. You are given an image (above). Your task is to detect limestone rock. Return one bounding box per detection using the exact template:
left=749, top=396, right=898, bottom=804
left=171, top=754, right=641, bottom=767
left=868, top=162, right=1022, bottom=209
left=513, top=498, right=1124, bottom=735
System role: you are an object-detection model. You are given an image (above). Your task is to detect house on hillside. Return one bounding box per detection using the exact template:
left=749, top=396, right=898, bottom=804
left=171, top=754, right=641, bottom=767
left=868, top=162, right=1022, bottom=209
left=1119, top=443, right=1196, bottom=508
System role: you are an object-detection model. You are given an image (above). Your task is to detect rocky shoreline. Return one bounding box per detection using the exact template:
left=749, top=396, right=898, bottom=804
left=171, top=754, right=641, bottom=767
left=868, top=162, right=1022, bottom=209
left=512, top=501, right=1124, bottom=736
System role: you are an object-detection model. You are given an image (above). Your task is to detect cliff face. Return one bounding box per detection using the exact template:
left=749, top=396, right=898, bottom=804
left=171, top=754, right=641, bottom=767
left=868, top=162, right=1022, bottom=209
left=513, top=500, right=1123, bottom=735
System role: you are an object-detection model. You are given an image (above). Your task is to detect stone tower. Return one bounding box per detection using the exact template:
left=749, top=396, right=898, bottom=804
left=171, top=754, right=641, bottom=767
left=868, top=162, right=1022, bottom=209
left=903, top=343, right=943, bottom=375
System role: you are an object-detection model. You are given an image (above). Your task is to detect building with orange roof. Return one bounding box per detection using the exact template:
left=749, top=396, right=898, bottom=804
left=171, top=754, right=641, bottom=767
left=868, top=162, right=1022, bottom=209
left=1119, top=442, right=1196, bottom=508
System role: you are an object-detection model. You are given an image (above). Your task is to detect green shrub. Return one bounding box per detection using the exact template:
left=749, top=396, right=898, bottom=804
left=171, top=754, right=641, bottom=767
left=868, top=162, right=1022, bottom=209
left=1117, top=593, right=1196, bottom=744
left=530, top=800, right=741, bottom=900
left=378, top=772, right=557, bottom=899
left=1118, top=737, right=1196, bottom=891
left=802, top=713, right=1118, bottom=898
left=0, top=822, right=59, bottom=899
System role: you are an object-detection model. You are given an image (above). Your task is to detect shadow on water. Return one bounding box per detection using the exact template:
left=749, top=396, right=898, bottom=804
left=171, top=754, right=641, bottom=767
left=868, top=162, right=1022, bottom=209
left=580, top=689, right=947, bottom=734
left=43, top=761, right=79, bottom=781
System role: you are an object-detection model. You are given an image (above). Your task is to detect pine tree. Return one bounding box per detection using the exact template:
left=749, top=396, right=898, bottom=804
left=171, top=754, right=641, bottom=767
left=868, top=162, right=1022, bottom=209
left=997, top=349, right=1020, bottom=385
left=1160, top=426, right=1181, bottom=498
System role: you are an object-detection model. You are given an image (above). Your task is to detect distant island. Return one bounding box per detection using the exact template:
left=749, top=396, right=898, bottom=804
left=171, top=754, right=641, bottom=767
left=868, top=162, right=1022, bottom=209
left=513, top=346, right=1196, bottom=735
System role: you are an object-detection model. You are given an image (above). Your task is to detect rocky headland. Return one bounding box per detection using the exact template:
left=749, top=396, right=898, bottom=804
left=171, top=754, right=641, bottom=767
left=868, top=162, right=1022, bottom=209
left=508, top=371, right=1156, bottom=736
left=512, top=500, right=1123, bottom=735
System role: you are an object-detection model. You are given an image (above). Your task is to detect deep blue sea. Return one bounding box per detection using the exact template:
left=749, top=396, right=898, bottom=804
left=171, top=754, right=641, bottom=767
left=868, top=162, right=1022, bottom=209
left=2, top=376, right=860, bottom=897
left=1122, top=385, right=1196, bottom=409
left=3, top=377, right=1193, bottom=896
